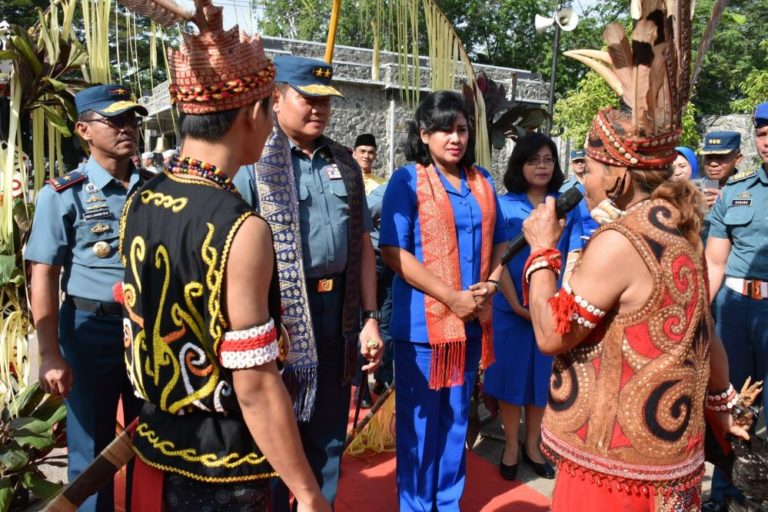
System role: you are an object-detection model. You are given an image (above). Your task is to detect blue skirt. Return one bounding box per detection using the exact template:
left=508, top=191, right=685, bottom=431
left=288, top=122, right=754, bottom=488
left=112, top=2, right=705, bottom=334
left=484, top=307, right=553, bottom=407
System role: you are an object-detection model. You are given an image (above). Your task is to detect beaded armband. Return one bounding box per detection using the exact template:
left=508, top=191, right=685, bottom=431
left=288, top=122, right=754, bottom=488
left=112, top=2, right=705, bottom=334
left=220, top=318, right=279, bottom=369
left=547, top=282, right=607, bottom=336
left=706, top=383, right=738, bottom=412
left=522, top=248, right=562, bottom=306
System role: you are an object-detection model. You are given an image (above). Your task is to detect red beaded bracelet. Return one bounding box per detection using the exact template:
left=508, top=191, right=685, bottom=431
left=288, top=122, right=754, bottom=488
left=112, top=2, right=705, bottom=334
left=521, top=248, right=562, bottom=306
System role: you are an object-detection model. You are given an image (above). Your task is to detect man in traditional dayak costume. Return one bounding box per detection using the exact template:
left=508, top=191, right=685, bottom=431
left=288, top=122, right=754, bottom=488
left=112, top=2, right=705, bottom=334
left=233, top=55, right=383, bottom=510
left=520, top=1, right=750, bottom=510
left=117, top=1, right=330, bottom=510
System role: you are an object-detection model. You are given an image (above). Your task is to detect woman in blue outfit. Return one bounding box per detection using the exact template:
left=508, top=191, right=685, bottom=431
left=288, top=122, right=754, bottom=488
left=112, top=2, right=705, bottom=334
left=671, top=146, right=699, bottom=181
left=484, top=133, right=583, bottom=481
left=379, top=91, right=506, bottom=511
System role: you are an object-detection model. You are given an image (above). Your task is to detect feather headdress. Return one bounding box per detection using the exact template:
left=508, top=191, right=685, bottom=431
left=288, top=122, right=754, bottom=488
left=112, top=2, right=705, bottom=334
left=565, top=0, right=692, bottom=170
left=116, top=0, right=275, bottom=114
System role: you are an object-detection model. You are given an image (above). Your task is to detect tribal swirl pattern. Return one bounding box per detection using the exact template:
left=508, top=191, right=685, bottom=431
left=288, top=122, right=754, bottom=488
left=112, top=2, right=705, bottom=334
left=543, top=200, right=710, bottom=486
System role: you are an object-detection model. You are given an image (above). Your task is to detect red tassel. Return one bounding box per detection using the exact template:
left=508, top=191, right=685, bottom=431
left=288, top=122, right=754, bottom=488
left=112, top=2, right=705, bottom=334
left=429, top=341, right=466, bottom=390
left=113, top=281, right=124, bottom=304
left=548, top=292, right=578, bottom=336
left=480, top=322, right=495, bottom=369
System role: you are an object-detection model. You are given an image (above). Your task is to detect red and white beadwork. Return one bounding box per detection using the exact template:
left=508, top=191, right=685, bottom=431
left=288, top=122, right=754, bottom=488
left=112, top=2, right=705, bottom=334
left=563, top=282, right=607, bottom=329
left=220, top=318, right=279, bottom=369
left=705, top=383, right=738, bottom=412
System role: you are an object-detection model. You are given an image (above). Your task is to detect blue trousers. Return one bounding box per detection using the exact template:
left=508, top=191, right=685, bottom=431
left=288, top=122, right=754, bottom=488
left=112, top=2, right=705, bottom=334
left=58, top=302, right=142, bottom=512
left=395, top=338, right=481, bottom=512
left=271, top=286, right=351, bottom=511
left=710, top=286, right=768, bottom=503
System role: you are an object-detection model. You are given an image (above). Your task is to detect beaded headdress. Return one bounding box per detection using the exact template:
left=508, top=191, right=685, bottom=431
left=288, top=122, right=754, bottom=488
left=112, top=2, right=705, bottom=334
left=565, top=0, right=692, bottom=170
left=117, top=0, right=275, bottom=114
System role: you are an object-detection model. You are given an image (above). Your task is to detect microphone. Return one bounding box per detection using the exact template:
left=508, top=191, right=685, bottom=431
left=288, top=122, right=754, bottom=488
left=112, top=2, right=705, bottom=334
left=499, top=186, right=583, bottom=266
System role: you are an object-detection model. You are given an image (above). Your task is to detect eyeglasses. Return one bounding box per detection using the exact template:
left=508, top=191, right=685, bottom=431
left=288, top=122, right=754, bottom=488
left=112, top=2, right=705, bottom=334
left=525, top=157, right=555, bottom=167
left=84, top=114, right=141, bottom=131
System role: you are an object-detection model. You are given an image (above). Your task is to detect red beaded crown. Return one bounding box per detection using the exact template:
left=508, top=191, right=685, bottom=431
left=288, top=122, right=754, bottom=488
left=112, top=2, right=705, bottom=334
left=117, top=0, right=275, bottom=114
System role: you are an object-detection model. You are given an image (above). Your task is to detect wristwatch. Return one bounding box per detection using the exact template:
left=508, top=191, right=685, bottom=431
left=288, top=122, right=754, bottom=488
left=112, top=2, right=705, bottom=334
left=362, top=310, right=381, bottom=322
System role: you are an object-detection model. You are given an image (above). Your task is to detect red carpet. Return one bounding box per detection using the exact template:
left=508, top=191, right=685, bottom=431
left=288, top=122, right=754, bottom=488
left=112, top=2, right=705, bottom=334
left=112, top=394, right=550, bottom=511
left=336, top=450, right=551, bottom=511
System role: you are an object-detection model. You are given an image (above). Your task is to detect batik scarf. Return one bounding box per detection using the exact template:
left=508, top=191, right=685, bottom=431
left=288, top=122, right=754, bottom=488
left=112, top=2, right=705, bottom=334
left=416, top=163, right=496, bottom=389
left=252, top=125, right=364, bottom=419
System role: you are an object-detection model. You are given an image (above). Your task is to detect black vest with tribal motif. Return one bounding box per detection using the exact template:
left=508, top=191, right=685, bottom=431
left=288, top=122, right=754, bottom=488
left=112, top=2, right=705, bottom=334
left=119, top=171, right=280, bottom=482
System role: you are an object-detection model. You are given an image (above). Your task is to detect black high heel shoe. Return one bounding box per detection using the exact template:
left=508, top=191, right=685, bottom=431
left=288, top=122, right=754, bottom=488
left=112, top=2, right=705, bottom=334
left=499, top=448, right=519, bottom=481
left=521, top=445, right=555, bottom=479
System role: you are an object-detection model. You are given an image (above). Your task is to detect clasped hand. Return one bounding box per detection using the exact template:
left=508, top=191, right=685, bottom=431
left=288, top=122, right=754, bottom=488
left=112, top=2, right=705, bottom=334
left=447, top=281, right=498, bottom=323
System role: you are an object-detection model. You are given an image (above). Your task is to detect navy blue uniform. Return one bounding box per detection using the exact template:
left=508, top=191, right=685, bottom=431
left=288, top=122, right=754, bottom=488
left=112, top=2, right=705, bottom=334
left=707, top=165, right=768, bottom=505
left=25, top=157, right=147, bottom=512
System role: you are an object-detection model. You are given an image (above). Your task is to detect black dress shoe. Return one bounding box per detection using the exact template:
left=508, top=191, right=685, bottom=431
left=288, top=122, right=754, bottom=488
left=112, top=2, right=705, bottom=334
left=701, top=499, right=726, bottom=512
left=499, top=448, right=519, bottom=481
left=521, top=445, right=555, bottom=479
left=372, top=380, right=387, bottom=395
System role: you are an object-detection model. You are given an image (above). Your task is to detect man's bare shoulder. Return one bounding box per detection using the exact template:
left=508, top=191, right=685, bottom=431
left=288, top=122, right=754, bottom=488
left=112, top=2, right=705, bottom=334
left=230, top=215, right=273, bottom=265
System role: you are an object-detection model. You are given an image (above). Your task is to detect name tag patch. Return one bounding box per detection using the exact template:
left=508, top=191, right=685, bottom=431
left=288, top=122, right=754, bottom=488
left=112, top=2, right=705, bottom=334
left=325, top=165, right=342, bottom=180
left=731, top=199, right=752, bottom=207
left=83, top=207, right=113, bottom=221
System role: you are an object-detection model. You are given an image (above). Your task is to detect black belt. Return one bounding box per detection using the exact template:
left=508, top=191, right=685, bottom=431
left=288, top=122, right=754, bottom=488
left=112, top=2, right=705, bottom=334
left=64, top=295, right=123, bottom=316
left=307, top=274, right=345, bottom=294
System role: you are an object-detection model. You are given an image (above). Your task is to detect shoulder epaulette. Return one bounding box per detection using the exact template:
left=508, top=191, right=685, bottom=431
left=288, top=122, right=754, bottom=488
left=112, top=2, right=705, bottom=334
left=46, top=171, right=85, bottom=192
left=139, top=168, right=157, bottom=181
left=728, top=169, right=757, bottom=184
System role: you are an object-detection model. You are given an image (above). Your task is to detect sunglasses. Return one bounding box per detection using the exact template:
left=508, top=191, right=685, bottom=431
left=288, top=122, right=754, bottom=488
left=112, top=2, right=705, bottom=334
left=84, top=114, right=141, bottom=130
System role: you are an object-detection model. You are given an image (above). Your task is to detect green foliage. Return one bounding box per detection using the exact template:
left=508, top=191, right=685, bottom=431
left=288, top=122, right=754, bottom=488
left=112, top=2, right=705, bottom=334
left=258, top=0, right=381, bottom=49
left=680, top=103, right=700, bottom=149
left=552, top=71, right=619, bottom=145
left=731, top=68, right=768, bottom=113
left=690, top=0, right=768, bottom=114
left=0, top=382, right=67, bottom=511
left=0, top=0, right=50, bottom=31
left=733, top=68, right=768, bottom=113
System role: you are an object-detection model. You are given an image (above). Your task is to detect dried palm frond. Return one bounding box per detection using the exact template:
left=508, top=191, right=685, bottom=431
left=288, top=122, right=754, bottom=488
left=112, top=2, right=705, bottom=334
left=422, top=0, right=490, bottom=168
left=690, top=0, right=731, bottom=86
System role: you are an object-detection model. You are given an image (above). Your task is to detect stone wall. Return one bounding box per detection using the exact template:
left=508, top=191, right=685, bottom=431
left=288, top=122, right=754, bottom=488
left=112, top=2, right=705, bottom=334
left=700, top=114, right=761, bottom=171
left=323, top=82, right=513, bottom=187
left=140, top=36, right=549, bottom=189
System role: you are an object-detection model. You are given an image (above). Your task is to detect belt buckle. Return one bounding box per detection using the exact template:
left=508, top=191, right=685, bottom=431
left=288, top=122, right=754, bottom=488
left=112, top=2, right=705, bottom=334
left=752, top=280, right=764, bottom=300
left=316, top=278, right=334, bottom=293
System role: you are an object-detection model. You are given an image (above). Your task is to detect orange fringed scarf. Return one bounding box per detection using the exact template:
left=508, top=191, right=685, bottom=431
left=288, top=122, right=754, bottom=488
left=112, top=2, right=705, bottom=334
left=416, top=163, right=496, bottom=389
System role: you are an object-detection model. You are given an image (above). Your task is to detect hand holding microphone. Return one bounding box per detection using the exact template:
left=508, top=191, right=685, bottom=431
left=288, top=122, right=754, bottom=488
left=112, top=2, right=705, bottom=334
left=501, top=186, right=583, bottom=266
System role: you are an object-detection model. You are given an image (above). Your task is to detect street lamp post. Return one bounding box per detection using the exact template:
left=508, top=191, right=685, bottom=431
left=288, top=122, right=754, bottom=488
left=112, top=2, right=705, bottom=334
left=534, top=5, right=579, bottom=136
left=546, top=23, right=561, bottom=135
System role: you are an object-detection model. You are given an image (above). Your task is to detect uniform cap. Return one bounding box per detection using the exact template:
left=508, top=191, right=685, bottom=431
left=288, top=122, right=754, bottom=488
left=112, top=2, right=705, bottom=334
left=274, top=56, right=343, bottom=97
left=754, top=102, right=768, bottom=128
left=75, top=84, right=148, bottom=117
left=701, top=131, right=741, bottom=155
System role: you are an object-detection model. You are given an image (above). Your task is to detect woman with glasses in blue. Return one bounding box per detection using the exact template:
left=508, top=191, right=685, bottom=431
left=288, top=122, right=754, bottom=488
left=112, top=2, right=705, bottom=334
left=485, top=133, right=583, bottom=481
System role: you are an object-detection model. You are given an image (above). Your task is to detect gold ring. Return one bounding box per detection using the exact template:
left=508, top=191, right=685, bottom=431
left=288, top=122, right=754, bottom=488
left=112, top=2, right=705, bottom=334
left=366, top=338, right=378, bottom=349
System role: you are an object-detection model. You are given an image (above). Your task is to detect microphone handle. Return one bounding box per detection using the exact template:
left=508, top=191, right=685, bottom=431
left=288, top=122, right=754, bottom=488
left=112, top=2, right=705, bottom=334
left=499, top=234, right=527, bottom=267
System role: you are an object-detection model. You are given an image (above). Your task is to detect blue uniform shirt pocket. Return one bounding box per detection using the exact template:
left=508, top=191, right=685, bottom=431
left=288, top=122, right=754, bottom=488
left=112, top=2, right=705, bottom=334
left=299, top=183, right=310, bottom=201
left=723, top=207, right=754, bottom=227
left=74, top=219, right=120, bottom=266
left=329, top=179, right=348, bottom=200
